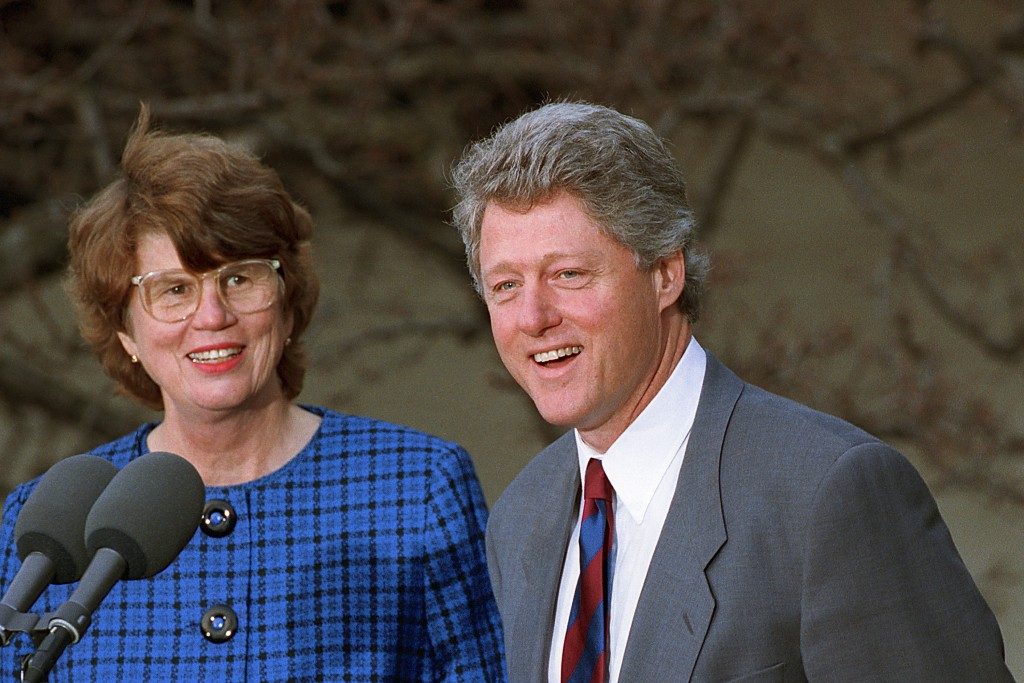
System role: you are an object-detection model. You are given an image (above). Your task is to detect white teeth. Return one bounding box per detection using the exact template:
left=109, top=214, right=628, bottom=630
left=188, top=347, right=242, bottom=363
left=533, top=346, right=582, bottom=364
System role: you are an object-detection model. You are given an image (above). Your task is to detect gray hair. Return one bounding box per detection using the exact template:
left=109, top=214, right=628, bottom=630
left=451, top=101, right=709, bottom=321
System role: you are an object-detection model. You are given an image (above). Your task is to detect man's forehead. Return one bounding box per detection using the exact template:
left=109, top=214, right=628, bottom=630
left=481, top=246, right=606, bottom=273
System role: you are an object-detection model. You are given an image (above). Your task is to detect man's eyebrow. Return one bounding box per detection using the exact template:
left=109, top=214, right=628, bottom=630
left=482, top=250, right=603, bottom=278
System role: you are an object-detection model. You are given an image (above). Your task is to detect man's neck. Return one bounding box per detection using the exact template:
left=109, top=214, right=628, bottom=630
left=578, top=317, right=692, bottom=453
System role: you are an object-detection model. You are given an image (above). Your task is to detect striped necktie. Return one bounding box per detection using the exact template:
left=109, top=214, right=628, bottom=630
left=562, top=458, right=615, bottom=683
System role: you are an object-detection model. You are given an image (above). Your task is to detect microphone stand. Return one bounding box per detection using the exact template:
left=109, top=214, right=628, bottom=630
left=1, top=607, right=49, bottom=681
left=19, top=628, right=73, bottom=683
left=0, top=553, right=54, bottom=647
left=17, top=549, right=127, bottom=683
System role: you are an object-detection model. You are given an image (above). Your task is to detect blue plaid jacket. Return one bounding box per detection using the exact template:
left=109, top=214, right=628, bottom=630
left=0, top=406, right=506, bottom=681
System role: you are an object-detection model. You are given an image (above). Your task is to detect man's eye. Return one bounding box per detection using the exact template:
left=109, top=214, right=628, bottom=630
left=559, top=270, right=580, bottom=279
left=495, top=281, right=517, bottom=292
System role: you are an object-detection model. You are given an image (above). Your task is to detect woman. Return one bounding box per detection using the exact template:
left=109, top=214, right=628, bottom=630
left=0, top=107, right=505, bottom=681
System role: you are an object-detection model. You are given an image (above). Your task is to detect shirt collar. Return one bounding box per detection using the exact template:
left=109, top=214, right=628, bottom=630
left=575, top=336, right=706, bottom=525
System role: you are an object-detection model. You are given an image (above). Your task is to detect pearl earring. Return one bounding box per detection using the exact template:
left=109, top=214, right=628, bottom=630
left=130, top=354, right=139, bottom=364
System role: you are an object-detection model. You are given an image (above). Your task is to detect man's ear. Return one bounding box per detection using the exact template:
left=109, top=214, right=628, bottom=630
left=654, top=250, right=686, bottom=313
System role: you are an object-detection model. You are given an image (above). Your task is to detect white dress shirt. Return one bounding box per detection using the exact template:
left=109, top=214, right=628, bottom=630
left=547, top=337, right=706, bottom=683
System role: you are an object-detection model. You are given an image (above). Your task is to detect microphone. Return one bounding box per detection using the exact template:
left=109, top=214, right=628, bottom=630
left=0, top=455, right=117, bottom=646
left=21, top=451, right=204, bottom=682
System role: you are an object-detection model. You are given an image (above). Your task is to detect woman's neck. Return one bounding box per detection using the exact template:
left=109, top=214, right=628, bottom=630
left=149, top=400, right=320, bottom=486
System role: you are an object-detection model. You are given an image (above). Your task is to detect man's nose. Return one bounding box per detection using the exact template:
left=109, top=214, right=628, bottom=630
left=517, top=285, right=561, bottom=337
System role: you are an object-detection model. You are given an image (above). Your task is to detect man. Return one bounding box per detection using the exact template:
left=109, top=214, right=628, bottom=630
left=451, top=102, right=1013, bottom=682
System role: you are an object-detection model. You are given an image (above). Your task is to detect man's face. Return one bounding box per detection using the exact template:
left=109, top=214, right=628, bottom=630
left=479, top=192, right=682, bottom=446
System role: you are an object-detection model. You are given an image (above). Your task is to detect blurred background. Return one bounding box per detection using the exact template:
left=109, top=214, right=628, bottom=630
left=1, top=0, right=1022, bottom=674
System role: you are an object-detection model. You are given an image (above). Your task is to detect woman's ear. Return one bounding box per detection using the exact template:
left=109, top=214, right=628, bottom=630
left=117, top=330, right=139, bottom=361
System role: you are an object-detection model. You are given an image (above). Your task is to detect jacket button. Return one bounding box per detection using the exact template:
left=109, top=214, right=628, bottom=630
left=201, top=499, right=237, bottom=537
left=200, top=604, right=238, bottom=643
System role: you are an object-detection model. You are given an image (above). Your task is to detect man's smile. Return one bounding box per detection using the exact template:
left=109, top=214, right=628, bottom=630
left=533, top=345, right=582, bottom=364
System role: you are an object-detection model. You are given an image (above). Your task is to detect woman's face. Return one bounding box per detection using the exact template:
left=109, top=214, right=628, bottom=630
left=117, top=232, right=293, bottom=418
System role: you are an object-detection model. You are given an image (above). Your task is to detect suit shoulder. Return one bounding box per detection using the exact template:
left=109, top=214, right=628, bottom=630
left=717, top=381, right=902, bottom=510
left=490, top=431, right=574, bottom=523
left=732, top=382, right=881, bottom=455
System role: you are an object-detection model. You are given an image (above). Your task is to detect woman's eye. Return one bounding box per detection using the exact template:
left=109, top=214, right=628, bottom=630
left=157, top=281, right=194, bottom=299
left=225, top=275, right=250, bottom=288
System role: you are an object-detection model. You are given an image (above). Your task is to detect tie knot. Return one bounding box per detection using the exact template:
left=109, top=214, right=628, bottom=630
left=584, top=458, right=613, bottom=502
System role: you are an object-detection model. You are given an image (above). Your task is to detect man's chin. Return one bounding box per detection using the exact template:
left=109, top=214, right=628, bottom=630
left=532, top=403, right=583, bottom=430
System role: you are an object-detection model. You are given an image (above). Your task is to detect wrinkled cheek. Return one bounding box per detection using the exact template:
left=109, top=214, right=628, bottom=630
left=491, top=332, right=518, bottom=365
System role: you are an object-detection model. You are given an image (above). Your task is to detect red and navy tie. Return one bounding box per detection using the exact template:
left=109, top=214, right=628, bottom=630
left=561, top=458, right=615, bottom=683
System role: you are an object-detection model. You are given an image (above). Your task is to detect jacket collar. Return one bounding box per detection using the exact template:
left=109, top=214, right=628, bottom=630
left=618, top=351, right=743, bottom=681
left=509, top=431, right=580, bottom=682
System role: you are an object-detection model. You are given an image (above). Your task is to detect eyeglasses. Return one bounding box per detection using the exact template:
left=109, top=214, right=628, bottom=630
left=130, top=259, right=283, bottom=323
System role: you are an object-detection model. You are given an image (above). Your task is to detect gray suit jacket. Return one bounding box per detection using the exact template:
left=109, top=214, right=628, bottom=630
left=485, top=353, right=1013, bottom=682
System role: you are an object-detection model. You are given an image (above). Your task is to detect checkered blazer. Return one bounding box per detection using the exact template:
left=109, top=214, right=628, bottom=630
left=0, top=406, right=506, bottom=681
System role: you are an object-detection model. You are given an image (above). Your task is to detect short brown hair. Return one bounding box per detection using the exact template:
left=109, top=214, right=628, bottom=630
left=68, top=105, right=319, bottom=410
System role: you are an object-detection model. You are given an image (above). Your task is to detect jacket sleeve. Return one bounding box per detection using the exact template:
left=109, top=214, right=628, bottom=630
left=800, top=441, right=1013, bottom=680
left=484, top=496, right=505, bottom=614
left=422, top=444, right=507, bottom=682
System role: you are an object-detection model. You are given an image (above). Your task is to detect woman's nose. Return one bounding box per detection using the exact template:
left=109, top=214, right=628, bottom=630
left=190, top=278, right=236, bottom=328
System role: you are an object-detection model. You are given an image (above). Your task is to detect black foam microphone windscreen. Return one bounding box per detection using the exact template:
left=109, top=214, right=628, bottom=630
left=18, top=452, right=204, bottom=681
left=84, top=451, right=205, bottom=579
left=13, top=455, right=119, bottom=584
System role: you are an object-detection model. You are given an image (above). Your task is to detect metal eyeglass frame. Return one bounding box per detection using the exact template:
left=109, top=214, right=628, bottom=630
left=129, top=258, right=282, bottom=322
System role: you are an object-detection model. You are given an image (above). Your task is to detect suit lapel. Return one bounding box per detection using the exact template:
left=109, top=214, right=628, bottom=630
left=619, top=353, right=743, bottom=681
left=508, top=432, right=580, bottom=683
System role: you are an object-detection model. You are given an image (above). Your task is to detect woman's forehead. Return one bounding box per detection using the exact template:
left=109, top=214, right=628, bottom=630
left=134, top=233, right=183, bottom=270
left=133, top=231, right=232, bottom=273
